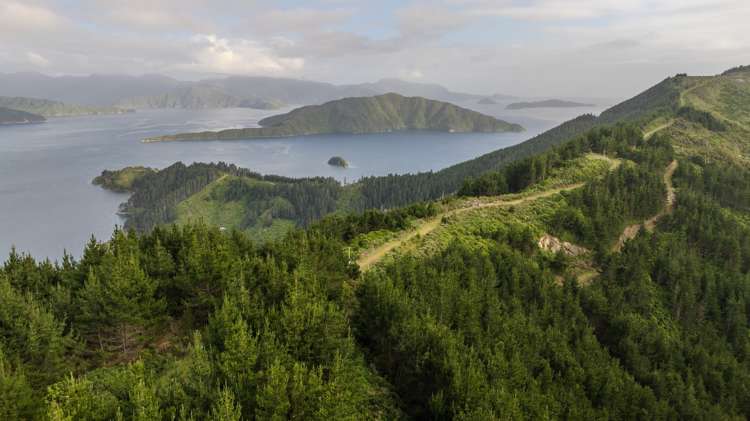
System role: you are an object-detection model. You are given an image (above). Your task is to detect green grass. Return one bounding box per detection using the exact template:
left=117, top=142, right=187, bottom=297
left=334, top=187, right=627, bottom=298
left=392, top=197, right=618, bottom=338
left=524, top=154, right=614, bottom=193
left=174, top=175, right=300, bottom=243
left=175, top=176, right=248, bottom=229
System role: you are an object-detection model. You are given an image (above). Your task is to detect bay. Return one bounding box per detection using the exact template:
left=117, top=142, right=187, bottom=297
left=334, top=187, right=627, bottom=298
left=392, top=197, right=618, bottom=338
left=0, top=102, right=607, bottom=260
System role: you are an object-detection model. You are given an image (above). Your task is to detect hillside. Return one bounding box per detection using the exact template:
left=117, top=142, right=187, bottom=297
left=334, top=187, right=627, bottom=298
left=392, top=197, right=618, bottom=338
left=0, top=96, right=131, bottom=117
left=143, top=93, right=523, bottom=142
left=506, top=99, right=593, bottom=109
left=0, top=107, right=45, bottom=124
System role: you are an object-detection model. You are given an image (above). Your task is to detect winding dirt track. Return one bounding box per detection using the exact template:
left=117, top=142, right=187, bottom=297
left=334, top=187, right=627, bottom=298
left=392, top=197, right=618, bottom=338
left=356, top=183, right=586, bottom=271
left=612, top=160, right=677, bottom=252
left=357, top=155, right=619, bottom=272
left=644, top=120, right=674, bottom=140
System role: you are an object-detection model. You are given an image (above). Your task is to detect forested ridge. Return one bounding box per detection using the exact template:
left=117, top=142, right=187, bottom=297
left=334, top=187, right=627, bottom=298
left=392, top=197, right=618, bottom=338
left=4, top=67, right=750, bottom=419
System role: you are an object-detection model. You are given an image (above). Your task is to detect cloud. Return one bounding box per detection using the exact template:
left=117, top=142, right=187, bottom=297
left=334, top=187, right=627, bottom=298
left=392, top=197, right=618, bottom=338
left=401, top=69, right=424, bottom=80
left=26, top=51, right=50, bottom=67
left=0, top=0, right=747, bottom=99
left=182, top=34, right=304, bottom=75
left=0, top=1, right=67, bottom=31
left=251, top=8, right=353, bottom=33
left=396, top=3, right=471, bottom=37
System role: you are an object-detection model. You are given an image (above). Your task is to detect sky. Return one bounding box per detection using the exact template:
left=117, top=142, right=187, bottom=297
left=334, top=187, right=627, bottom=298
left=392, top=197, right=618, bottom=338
left=0, top=0, right=748, bottom=98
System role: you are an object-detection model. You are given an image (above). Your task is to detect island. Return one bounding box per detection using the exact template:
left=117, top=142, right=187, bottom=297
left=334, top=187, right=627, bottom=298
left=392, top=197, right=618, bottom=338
left=92, top=166, right=156, bottom=193
left=506, top=99, right=594, bottom=110
left=0, top=96, right=133, bottom=117
left=478, top=97, right=498, bottom=105
left=143, top=93, right=524, bottom=142
left=0, top=107, right=45, bottom=125
left=327, top=156, right=349, bottom=168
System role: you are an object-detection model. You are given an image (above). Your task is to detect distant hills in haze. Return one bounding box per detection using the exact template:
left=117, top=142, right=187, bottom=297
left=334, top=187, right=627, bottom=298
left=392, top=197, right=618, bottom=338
left=144, top=93, right=523, bottom=142
left=0, top=72, right=507, bottom=110
left=506, top=99, right=594, bottom=110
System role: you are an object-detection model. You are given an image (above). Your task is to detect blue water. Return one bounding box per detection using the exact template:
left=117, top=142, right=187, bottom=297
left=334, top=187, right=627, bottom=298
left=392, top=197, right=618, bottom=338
left=0, top=103, right=608, bottom=260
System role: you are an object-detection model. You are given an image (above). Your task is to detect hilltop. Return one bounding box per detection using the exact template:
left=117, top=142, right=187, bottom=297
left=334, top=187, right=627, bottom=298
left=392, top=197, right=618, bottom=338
left=506, top=99, right=594, bottom=109
left=0, top=96, right=131, bottom=117
left=0, top=107, right=45, bottom=125
left=143, top=93, right=523, bottom=142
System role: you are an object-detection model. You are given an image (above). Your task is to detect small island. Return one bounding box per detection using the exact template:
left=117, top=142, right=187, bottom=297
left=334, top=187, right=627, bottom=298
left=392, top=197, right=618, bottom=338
left=143, top=93, right=523, bottom=142
left=478, top=97, right=498, bottom=105
left=506, top=99, right=593, bottom=110
left=0, top=107, right=45, bottom=125
left=92, top=166, right=156, bottom=192
left=327, top=156, right=349, bottom=168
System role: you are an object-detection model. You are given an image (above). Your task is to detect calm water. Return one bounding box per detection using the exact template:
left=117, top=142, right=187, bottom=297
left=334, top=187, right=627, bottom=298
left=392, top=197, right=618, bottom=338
left=0, top=102, right=608, bottom=260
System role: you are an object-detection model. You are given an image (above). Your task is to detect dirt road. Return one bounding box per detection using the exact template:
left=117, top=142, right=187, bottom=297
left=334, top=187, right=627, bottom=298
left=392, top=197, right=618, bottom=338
left=612, top=160, right=677, bottom=252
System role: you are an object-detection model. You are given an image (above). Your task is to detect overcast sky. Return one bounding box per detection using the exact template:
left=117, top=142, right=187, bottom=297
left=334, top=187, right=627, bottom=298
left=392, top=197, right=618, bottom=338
left=1, top=0, right=747, bottom=98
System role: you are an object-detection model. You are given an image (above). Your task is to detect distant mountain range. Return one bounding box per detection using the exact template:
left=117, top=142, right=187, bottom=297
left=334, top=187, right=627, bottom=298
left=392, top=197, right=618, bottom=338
left=506, top=99, right=594, bottom=110
left=144, top=93, right=523, bottom=142
left=0, top=96, right=132, bottom=117
left=117, top=85, right=286, bottom=110
left=0, top=107, right=45, bottom=125
left=0, top=72, right=501, bottom=110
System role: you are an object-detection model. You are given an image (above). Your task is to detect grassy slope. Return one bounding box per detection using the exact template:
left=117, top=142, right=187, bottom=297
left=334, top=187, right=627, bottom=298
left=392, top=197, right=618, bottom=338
left=174, top=175, right=297, bottom=242
left=669, top=70, right=750, bottom=164
left=145, top=93, right=522, bottom=141
left=356, top=154, right=618, bottom=269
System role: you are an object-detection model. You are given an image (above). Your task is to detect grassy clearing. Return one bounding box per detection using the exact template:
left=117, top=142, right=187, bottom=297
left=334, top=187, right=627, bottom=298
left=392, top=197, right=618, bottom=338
left=175, top=175, right=247, bottom=229
left=525, top=153, right=616, bottom=193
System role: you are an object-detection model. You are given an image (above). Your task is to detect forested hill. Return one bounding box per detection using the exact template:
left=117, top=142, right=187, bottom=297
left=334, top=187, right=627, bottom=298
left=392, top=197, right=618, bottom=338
left=0, top=96, right=131, bottom=117
left=143, top=93, right=523, bottom=142
left=0, top=106, right=45, bottom=124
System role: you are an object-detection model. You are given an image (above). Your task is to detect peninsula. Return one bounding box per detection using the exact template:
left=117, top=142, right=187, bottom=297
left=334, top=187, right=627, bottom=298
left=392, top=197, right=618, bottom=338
left=0, top=107, right=45, bottom=125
